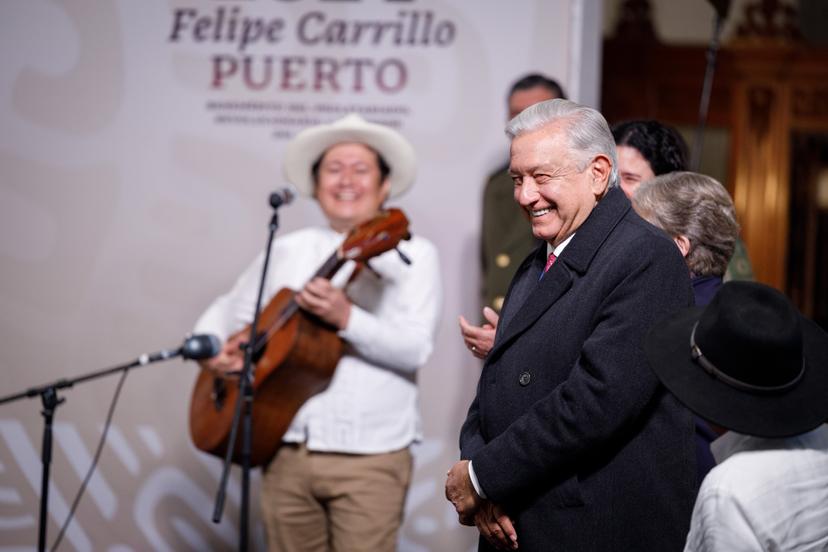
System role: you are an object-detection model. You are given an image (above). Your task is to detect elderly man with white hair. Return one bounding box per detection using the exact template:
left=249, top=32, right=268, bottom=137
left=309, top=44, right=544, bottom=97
left=447, top=99, right=698, bottom=551
left=194, top=114, right=441, bottom=552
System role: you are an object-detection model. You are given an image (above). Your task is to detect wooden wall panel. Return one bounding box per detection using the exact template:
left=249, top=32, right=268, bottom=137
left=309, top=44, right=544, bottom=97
left=602, top=35, right=828, bottom=292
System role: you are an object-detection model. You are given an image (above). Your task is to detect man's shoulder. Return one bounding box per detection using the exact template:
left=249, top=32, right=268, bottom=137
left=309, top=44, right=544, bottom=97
left=576, top=198, right=690, bottom=299
left=702, top=439, right=820, bottom=497
left=621, top=209, right=677, bottom=245
left=612, top=205, right=685, bottom=260
left=403, top=232, right=438, bottom=255
left=570, top=188, right=683, bottom=273
left=281, top=224, right=438, bottom=264
left=275, top=225, right=334, bottom=248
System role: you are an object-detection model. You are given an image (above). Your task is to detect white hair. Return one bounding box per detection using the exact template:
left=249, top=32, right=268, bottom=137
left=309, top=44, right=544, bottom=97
left=505, top=99, right=619, bottom=188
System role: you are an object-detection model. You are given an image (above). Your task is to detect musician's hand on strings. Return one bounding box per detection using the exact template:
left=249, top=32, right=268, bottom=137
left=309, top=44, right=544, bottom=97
left=199, top=332, right=245, bottom=375
left=296, top=277, right=352, bottom=330
left=459, top=307, right=499, bottom=359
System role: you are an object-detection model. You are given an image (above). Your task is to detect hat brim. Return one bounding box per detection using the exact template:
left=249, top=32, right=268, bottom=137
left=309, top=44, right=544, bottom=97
left=282, top=115, right=416, bottom=198
left=645, top=306, right=828, bottom=438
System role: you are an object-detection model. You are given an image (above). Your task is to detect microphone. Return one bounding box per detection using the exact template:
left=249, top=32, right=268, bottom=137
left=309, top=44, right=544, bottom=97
left=269, top=188, right=295, bottom=208
left=138, top=334, right=221, bottom=365
left=181, top=334, right=222, bottom=360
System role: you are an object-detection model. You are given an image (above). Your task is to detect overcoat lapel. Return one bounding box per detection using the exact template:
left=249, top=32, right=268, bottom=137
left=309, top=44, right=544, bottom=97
left=488, top=188, right=632, bottom=360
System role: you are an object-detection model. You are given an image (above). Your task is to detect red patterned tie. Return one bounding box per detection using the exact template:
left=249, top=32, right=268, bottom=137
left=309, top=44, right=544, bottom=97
left=544, top=252, right=557, bottom=273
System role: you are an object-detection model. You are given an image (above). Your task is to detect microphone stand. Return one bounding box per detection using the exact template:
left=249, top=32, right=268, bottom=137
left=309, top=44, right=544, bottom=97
left=211, top=197, right=285, bottom=551
left=0, top=351, right=183, bottom=552
left=691, top=6, right=728, bottom=171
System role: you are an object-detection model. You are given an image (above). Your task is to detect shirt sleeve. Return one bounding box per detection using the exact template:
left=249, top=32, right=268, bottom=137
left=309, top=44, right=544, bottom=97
left=193, top=250, right=271, bottom=342
left=468, top=460, right=487, bottom=499
left=338, top=238, right=442, bottom=373
left=193, top=231, right=303, bottom=343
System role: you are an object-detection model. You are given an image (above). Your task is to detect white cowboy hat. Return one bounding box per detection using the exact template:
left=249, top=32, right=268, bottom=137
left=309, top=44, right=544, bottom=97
left=282, top=114, right=416, bottom=198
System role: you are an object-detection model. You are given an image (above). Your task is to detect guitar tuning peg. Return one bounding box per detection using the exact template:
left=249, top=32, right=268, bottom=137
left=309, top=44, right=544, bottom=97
left=396, top=247, right=412, bottom=265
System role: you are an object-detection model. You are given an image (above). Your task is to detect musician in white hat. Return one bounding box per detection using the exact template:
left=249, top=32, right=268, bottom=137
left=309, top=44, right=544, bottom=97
left=194, top=114, right=442, bottom=551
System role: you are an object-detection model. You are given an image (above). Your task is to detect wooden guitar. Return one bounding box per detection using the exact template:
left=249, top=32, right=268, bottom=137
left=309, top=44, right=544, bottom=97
left=188, top=208, right=411, bottom=466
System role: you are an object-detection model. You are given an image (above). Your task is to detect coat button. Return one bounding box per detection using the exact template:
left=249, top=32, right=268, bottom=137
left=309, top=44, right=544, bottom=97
left=518, top=371, right=531, bottom=386
left=496, top=253, right=511, bottom=268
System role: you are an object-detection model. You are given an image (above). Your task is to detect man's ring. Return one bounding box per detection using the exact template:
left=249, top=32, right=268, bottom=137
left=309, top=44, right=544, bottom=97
left=471, top=345, right=477, bottom=352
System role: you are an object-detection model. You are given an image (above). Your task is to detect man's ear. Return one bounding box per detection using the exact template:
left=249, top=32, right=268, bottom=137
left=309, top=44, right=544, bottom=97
left=589, top=154, right=612, bottom=195
left=674, top=235, right=691, bottom=258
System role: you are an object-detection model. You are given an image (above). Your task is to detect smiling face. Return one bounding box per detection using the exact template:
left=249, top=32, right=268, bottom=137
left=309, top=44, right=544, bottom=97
left=510, top=121, right=611, bottom=247
left=616, top=144, right=656, bottom=199
left=314, top=142, right=390, bottom=233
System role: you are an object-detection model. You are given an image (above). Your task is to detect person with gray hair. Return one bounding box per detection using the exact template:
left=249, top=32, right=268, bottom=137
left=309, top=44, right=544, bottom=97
left=475, top=74, right=565, bottom=334
left=447, top=99, right=697, bottom=551
left=465, top=75, right=565, bottom=361
left=633, top=171, right=740, bottom=487
left=632, top=171, right=739, bottom=306
left=504, top=99, right=620, bottom=190
left=612, top=119, right=754, bottom=282
left=460, top=99, right=619, bottom=357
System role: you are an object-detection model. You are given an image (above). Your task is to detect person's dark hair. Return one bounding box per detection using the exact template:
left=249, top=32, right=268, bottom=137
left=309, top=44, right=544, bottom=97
left=612, top=120, right=689, bottom=176
left=508, top=73, right=567, bottom=101
left=311, top=145, right=391, bottom=185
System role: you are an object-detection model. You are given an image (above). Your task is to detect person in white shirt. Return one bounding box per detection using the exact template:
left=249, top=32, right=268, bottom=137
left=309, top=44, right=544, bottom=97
left=645, top=281, right=828, bottom=552
left=194, top=114, right=442, bottom=552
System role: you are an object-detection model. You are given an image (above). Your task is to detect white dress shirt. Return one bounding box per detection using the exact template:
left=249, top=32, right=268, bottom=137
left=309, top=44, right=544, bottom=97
left=684, top=424, right=828, bottom=552
left=195, top=225, right=442, bottom=454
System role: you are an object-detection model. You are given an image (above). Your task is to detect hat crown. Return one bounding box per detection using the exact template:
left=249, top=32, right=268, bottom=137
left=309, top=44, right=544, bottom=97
left=695, top=282, right=803, bottom=392
left=645, top=280, right=828, bottom=437
left=283, top=114, right=416, bottom=199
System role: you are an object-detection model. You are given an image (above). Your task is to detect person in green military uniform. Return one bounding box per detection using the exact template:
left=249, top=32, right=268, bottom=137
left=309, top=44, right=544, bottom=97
left=724, top=238, right=754, bottom=281
left=480, top=74, right=566, bottom=314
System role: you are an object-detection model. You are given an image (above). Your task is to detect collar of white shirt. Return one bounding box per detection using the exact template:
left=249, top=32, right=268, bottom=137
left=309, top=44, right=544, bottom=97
left=546, top=233, right=575, bottom=260
left=711, top=424, right=828, bottom=463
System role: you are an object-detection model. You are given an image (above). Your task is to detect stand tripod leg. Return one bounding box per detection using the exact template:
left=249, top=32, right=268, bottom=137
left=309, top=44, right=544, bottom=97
left=38, top=387, right=64, bottom=552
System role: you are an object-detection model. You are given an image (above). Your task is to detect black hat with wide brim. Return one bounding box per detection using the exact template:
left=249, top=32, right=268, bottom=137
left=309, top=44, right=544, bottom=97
left=645, top=281, right=828, bottom=438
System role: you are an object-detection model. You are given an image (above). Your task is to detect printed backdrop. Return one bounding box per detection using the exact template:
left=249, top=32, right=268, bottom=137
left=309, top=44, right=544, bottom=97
left=0, top=1, right=600, bottom=550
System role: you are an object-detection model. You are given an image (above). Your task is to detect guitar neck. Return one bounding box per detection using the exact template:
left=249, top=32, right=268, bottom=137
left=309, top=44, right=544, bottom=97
left=314, top=249, right=347, bottom=280
left=253, top=250, right=346, bottom=354
left=280, top=251, right=345, bottom=319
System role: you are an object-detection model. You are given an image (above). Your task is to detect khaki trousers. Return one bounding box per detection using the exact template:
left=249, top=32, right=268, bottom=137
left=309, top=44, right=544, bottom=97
left=260, top=444, right=412, bottom=552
